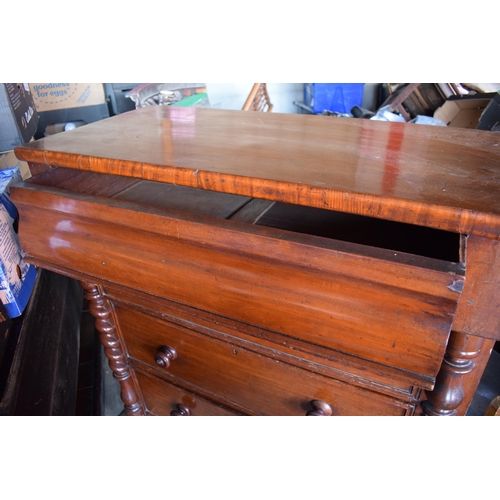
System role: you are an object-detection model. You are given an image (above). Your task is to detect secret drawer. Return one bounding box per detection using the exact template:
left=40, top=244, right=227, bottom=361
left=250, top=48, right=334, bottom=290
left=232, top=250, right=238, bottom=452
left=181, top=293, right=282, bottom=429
left=117, top=305, right=413, bottom=416
left=135, top=369, right=241, bottom=416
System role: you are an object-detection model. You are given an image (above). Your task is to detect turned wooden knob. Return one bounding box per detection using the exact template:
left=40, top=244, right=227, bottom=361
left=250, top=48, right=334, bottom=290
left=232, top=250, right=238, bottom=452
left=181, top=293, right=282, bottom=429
left=306, top=400, right=333, bottom=416
left=170, top=404, right=191, bottom=416
left=154, top=345, right=177, bottom=368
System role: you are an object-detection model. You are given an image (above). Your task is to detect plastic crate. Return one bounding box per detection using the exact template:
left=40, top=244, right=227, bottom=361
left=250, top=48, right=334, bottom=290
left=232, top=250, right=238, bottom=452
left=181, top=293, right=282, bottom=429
left=304, top=83, right=365, bottom=114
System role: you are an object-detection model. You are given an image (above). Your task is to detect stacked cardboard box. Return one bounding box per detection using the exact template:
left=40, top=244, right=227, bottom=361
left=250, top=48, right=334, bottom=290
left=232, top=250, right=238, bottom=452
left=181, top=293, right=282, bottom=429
left=29, top=83, right=109, bottom=138
left=434, top=92, right=500, bottom=130
left=0, top=84, right=39, bottom=152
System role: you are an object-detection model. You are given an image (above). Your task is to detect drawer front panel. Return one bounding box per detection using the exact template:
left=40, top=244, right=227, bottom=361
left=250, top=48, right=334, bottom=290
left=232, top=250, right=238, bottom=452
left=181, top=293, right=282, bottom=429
left=135, top=369, right=240, bottom=416
left=118, top=305, right=410, bottom=416
left=13, top=190, right=461, bottom=378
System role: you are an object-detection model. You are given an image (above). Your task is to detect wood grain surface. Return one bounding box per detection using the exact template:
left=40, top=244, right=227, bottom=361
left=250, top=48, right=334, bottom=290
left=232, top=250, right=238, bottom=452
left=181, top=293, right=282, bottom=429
left=134, top=369, right=241, bottom=416
left=10, top=107, right=500, bottom=416
left=119, top=306, right=410, bottom=416
left=11, top=183, right=463, bottom=378
left=14, top=107, right=500, bottom=237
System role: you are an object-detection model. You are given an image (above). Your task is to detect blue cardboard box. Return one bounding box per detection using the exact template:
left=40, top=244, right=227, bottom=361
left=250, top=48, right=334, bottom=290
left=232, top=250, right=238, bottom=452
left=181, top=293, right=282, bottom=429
left=0, top=167, right=37, bottom=317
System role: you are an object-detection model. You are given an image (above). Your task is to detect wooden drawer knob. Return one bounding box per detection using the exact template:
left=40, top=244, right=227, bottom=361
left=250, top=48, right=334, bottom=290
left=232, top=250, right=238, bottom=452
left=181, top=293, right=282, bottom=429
left=306, top=400, right=333, bottom=416
left=154, top=345, right=177, bottom=369
left=170, top=404, right=191, bottom=416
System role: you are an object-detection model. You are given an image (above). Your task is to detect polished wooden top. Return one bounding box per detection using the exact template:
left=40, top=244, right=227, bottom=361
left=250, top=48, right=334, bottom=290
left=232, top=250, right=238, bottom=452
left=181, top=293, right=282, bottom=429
left=15, top=107, right=500, bottom=236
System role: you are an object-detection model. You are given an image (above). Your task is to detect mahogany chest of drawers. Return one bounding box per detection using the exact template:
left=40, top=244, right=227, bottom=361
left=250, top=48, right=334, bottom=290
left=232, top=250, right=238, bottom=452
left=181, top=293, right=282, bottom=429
left=11, top=107, right=500, bottom=416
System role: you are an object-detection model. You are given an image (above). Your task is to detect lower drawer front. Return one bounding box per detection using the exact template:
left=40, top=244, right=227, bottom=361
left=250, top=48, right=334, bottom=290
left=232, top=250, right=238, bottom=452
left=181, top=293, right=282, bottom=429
left=118, top=306, right=410, bottom=416
left=135, top=369, right=240, bottom=416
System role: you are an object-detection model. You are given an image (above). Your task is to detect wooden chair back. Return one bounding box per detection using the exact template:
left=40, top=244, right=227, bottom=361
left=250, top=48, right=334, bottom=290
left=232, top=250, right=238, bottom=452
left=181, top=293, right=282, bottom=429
left=242, top=83, right=273, bottom=112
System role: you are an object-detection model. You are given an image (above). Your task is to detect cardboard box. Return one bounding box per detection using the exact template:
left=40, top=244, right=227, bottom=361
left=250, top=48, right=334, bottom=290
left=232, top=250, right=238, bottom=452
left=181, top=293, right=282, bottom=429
left=0, top=150, right=32, bottom=181
left=30, top=83, right=106, bottom=112
left=0, top=84, right=39, bottom=152
left=434, top=92, right=500, bottom=130
left=0, top=167, right=37, bottom=318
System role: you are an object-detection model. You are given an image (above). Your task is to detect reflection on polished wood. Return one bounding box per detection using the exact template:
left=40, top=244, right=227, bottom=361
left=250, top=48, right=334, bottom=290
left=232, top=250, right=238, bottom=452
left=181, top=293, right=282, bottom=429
left=15, top=107, right=500, bottom=236
left=11, top=107, right=500, bottom=416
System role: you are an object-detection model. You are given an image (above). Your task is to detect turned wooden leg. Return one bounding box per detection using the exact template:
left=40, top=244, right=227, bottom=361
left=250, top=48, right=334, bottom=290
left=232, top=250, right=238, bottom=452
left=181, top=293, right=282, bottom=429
left=81, top=282, right=144, bottom=416
left=422, top=331, right=485, bottom=416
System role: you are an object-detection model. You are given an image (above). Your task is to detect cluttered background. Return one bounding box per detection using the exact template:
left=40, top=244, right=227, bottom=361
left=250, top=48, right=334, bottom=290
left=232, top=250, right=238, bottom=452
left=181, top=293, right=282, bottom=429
left=1, top=81, right=499, bottom=416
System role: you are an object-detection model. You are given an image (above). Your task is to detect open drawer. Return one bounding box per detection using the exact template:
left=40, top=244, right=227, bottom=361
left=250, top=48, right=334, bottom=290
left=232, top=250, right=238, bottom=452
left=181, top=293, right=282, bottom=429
left=11, top=170, right=465, bottom=388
